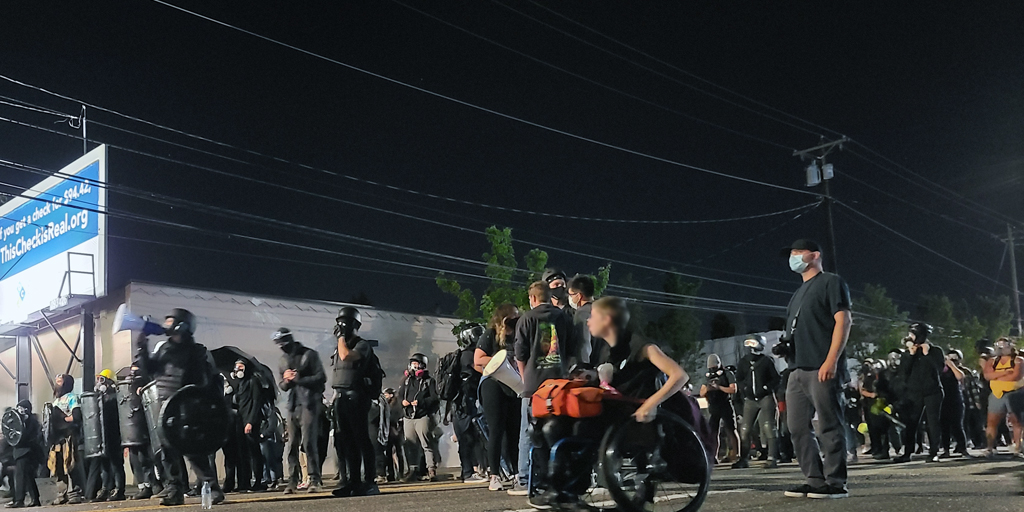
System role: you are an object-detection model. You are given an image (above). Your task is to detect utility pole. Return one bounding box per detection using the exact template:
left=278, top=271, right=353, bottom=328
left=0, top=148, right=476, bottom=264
left=794, top=136, right=848, bottom=272
left=81, top=105, right=87, bottom=155
left=1008, top=224, right=1023, bottom=336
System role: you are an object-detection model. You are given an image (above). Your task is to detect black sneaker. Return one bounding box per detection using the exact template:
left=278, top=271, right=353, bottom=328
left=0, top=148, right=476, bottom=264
left=730, top=458, right=750, bottom=469
left=784, top=484, right=816, bottom=498
left=807, top=484, right=848, bottom=499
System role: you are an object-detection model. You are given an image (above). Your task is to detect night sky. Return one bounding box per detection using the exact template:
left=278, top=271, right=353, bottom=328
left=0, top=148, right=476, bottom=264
left=1, top=1, right=1021, bottom=330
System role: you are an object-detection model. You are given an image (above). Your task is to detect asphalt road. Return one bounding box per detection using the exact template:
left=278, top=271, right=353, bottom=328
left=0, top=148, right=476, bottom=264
left=5, top=455, right=1021, bottom=512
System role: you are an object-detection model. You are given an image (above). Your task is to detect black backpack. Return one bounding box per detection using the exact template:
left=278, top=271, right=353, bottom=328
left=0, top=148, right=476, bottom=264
left=362, top=348, right=386, bottom=397
left=435, top=349, right=464, bottom=402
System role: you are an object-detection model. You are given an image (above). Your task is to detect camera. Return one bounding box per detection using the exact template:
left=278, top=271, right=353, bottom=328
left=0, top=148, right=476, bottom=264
left=772, top=333, right=795, bottom=358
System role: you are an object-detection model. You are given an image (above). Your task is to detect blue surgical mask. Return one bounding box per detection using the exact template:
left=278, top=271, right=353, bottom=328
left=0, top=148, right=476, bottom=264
left=789, top=254, right=809, bottom=273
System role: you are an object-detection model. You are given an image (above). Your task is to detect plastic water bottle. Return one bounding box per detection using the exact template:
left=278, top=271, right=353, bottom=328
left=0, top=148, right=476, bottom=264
left=200, top=481, right=212, bottom=510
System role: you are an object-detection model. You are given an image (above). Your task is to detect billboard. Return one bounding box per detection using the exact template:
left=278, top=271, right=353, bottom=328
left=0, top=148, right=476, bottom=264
left=0, top=145, right=107, bottom=326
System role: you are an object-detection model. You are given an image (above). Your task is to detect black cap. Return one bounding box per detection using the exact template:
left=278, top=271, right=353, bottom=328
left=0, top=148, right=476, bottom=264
left=780, top=239, right=821, bottom=257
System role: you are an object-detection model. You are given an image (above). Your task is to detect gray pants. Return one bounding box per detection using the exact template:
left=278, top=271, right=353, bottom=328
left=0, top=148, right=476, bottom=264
left=404, top=416, right=439, bottom=472
left=286, top=403, right=321, bottom=487
left=786, top=369, right=847, bottom=487
left=740, top=398, right=778, bottom=460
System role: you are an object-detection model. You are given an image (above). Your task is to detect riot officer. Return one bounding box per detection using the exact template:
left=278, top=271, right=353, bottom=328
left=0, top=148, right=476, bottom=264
left=4, top=400, right=43, bottom=508
left=119, top=365, right=158, bottom=500
left=732, top=335, right=781, bottom=469
left=84, top=370, right=126, bottom=501
left=330, top=307, right=382, bottom=497
left=135, top=308, right=225, bottom=506
left=274, top=327, right=326, bottom=495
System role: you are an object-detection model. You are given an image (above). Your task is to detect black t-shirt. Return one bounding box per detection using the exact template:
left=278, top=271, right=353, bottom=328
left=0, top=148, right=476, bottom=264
left=704, top=367, right=734, bottom=410
left=478, top=328, right=513, bottom=361
left=600, top=331, right=662, bottom=400
left=514, top=303, right=574, bottom=394
left=459, top=342, right=480, bottom=401
left=785, top=272, right=852, bottom=372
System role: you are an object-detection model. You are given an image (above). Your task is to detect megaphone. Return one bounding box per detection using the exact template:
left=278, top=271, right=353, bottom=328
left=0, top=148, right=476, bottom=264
left=483, top=349, right=525, bottom=397
left=112, top=303, right=166, bottom=337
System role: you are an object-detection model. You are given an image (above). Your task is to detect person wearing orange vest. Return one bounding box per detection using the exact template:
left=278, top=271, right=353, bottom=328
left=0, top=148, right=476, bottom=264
left=981, top=337, right=1023, bottom=458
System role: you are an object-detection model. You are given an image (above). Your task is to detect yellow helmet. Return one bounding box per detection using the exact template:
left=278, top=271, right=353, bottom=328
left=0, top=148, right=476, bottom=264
left=98, top=369, right=115, bottom=381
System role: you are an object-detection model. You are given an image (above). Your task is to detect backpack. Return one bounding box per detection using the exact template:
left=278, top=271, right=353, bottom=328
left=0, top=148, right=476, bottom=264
left=531, top=379, right=604, bottom=419
left=361, top=348, right=386, bottom=397
left=435, top=349, right=464, bottom=402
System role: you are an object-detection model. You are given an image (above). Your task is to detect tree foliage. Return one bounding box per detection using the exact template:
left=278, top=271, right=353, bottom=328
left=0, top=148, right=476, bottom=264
left=631, top=272, right=703, bottom=369
left=846, top=284, right=909, bottom=360
left=436, top=226, right=610, bottom=333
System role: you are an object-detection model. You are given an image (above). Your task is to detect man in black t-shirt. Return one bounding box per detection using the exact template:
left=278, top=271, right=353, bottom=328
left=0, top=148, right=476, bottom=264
left=700, top=354, right=738, bottom=463
left=780, top=240, right=852, bottom=500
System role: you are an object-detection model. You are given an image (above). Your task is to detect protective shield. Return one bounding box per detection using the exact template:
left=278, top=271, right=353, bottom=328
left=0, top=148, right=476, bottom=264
left=116, top=380, right=148, bottom=447
left=140, top=381, right=166, bottom=457
left=81, top=391, right=105, bottom=458
left=1, top=409, right=24, bottom=447
left=159, top=384, right=229, bottom=456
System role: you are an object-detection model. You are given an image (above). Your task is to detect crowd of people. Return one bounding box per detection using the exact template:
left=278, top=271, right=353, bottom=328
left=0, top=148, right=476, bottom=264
left=2, top=239, right=1022, bottom=509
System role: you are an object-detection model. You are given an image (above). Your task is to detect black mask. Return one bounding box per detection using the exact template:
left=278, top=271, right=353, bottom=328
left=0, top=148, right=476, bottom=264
left=334, top=320, right=358, bottom=343
left=551, top=285, right=568, bottom=302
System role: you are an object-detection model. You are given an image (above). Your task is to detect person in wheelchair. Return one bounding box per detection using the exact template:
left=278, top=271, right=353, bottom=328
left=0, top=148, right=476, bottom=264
left=528, top=297, right=713, bottom=511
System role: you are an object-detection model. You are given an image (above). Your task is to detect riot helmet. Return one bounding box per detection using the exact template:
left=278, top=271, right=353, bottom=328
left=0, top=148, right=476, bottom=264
left=335, top=307, right=362, bottom=340
left=163, top=308, right=196, bottom=340
left=458, top=323, right=485, bottom=349
left=946, top=348, right=963, bottom=363
left=408, top=353, right=428, bottom=376
left=743, top=334, right=766, bottom=355
left=15, top=399, right=31, bottom=417
left=994, top=337, right=1015, bottom=357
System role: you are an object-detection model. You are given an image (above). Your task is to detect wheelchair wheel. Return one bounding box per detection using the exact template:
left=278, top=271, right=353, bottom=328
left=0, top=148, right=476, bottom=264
left=599, top=410, right=711, bottom=512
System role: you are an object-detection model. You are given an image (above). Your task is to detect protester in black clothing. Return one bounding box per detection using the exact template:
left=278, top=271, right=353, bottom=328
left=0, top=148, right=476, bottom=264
left=513, top=282, right=574, bottom=494
left=381, top=388, right=406, bottom=481
left=5, top=400, right=43, bottom=508
left=397, top=354, right=441, bottom=482
left=135, top=309, right=224, bottom=506
left=450, top=325, right=486, bottom=483
left=221, top=375, right=250, bottom=494
left=85, top=370, right=126, bottom=502
left=700, top=354, right=738, bottom=463
left=368, top=389, right=391, bottom=484
left=939, top=349, right=970, bottom=458
left=733, top=335, right=781, bottom=469
left=541, top=268, right=572, bottom=314
left=860, top=360, right=898, bottom=459
left=233, top=360, right=268, bottom=491
left=274, top=327, right=326, bottom=495
left=474, top=304, right=522, bottom=491
left=894, top=323, right=945, bottom=463
left=567, top=275, right=602, bottom=366
left=776, top=369, right=794, bottom=463
left=329, top=307, right=381, bottom=497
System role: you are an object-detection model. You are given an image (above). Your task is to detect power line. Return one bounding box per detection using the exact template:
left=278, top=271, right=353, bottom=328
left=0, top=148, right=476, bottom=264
left=389, top=0, right=796, bottom=151
left=123, top=2, right=821, bottom=198
left=510, top=0, right=841, bottom=138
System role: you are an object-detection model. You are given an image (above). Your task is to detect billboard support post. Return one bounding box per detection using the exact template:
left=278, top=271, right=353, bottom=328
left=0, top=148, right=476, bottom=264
left=15, top=335, right=31, bottom=402
left=82, top=308, right=94, bottom=392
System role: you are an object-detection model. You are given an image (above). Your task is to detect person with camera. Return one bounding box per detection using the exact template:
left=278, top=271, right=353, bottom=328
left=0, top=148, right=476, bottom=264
left=779, top=240, right=852, bottom=500
left=135, top=309, right=224, bottom=506
left=893, top=323, right=944, bottom=463
left=274, top=327, right=326, bottom=495
left=733, top=335, right=781, bottom=469
left=939, top=349, right=970, bottom=458
left=700, top=354, right=738, bottom=463
left=982, top=337, right=1023, bottom=458
left=330, top=307, right=382, bottom=496
left=397, top=354, right=441, bottom=482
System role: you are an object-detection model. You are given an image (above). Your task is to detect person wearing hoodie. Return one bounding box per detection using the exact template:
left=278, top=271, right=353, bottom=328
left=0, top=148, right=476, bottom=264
left=895, top=323, right=945, bottom=463
left=47, top=373, right=86, bottom=505
left=396, top=354, right=440, bottom=481
left=701, top=353, right=738, bottom=463
left=5, top=400, right=43, bottom=508
left=733, top=335, right=781, bottom=469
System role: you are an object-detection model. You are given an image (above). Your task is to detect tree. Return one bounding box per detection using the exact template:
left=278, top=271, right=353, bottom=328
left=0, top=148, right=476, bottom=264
left=846, top=284, right=909, bottom=360
left=644, top=272, right=703, bottom=370
left=436, top=226, right=610, bottom=333
left=709, top=314, right=736, bottom=340
left=916, top=294, right=958, bottom=347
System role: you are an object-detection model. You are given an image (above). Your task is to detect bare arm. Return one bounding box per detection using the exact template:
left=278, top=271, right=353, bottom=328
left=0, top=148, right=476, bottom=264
left=474, top=348, right=491, bottom=374
left=634, top=345, right=689, bottom=422
left=945, top=359, right=964, bottom=381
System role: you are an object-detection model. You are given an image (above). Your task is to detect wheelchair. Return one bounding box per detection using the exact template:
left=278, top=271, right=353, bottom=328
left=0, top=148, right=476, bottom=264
left=529, top=401, right=711, bottom=512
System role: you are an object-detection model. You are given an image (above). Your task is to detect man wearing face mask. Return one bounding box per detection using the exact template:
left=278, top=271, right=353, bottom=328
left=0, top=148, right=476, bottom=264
left=542, top=268, right=573, bottom=314
left=567, top=274, right=602, bottom=365
left=134, top=308, right=224, bottom=506
left=274, top=327, right=326, bottom=495
left=733, top=335, right=781, bottom=469
left=329, top=307, right=382, bottom=497
left=894, top=323, right=945, bottom=463
left=85, top=370, right=126, bottom=502
left=780, top=240, right=852, bottom=500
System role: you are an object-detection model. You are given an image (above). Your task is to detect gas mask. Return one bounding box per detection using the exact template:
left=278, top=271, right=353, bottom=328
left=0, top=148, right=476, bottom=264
left=887, top=351, right=902, bottom=368
left=744, top=336, right=765, bottom=356
left=96, top=378, right=108, bottom=394
left=232, top=362, right=246, bottom=380
left=994, top=339, right=1013, bottom=357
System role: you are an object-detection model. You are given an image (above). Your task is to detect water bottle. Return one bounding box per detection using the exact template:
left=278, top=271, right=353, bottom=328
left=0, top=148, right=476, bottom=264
left=201, top=481, right=212, bottom=510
